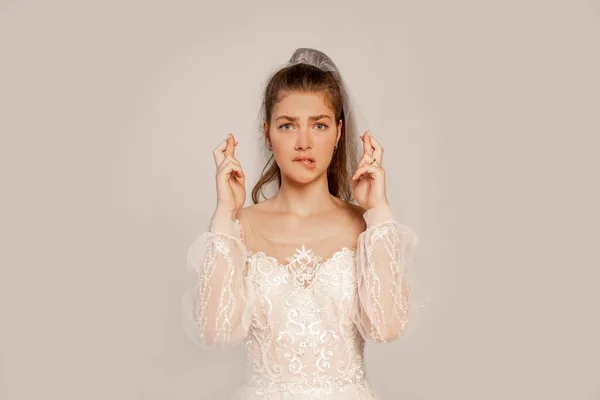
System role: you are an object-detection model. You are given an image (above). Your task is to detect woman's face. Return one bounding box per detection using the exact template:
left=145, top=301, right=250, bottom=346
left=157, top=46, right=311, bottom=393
left=264, top=91, right=342, bottom=184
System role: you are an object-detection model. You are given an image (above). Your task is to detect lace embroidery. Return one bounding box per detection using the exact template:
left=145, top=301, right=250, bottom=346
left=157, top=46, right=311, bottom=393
left=248, top=246, right=356, bottom=290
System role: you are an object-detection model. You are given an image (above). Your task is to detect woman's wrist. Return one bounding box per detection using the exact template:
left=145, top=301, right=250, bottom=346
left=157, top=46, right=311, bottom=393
left=213, top=207, right=237, bottom=221
left=362, top=203, right=395, bottom=228
left=210, top=208, right=240, bottom=236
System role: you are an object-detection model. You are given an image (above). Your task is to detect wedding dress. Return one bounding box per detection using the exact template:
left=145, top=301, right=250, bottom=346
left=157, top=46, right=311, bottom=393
left=182, top=203, right=420, bottom=399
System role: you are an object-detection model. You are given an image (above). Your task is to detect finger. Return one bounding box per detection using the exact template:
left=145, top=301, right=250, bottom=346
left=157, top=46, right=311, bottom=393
left=368, top=134, right=384, bottom=165
left=357, top=131, right=372, bottom=168
left=361, top=130, right=371, bottom=157
left=357, top=152, right=375, bottom=169
left=225, top=133, right=235, bottom=157
left=213, top=138, right=229, bottom=167
left=218, top=160, right=245, bottom=181
left=218, top=155, right=241, bottom=168
left=214, top=134, right=239, bottom=167
left=350, top=173, right=361, bottom=189
left=363, top=131, right=374, bottom=157
left=217, top=156, right=241, bottom=173
left=351, top=163, right=384, bottom=181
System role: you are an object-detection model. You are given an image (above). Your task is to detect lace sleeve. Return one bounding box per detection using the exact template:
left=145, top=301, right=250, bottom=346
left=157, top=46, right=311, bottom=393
left=352, top=204, right=421, bottom=343
left=181, top=215, right=256, bottom=348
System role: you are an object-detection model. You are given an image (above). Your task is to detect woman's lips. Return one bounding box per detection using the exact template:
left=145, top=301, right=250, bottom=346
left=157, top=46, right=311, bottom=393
left=295, top=159, right=316, bottom=169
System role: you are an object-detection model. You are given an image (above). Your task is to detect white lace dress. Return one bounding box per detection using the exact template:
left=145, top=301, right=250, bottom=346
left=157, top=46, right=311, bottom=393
left=182, top=204, right=420, bottom=399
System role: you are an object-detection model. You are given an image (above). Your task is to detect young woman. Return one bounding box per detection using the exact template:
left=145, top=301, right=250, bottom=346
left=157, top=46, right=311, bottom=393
left=183, top=48, right=421, bottom=399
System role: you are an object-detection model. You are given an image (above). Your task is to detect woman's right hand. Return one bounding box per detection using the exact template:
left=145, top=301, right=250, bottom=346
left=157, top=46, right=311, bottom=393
left=213, top=133, right=245, bottom=219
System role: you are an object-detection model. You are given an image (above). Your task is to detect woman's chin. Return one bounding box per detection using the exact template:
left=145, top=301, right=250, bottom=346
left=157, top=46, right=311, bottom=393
left=281, top=168, right=321, bottom=185
left=290, top=175, right=315, bottom=185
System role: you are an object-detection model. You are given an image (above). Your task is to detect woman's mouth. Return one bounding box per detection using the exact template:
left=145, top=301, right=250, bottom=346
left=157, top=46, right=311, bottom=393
left=294, top=159, right=316, bottom=169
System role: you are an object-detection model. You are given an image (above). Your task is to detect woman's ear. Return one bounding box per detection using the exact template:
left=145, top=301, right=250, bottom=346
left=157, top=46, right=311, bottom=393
left=336, top=119, right=343, bottom=145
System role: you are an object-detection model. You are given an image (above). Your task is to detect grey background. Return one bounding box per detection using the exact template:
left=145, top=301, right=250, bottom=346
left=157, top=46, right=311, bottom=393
left=1, top=0, right=599, bottom=399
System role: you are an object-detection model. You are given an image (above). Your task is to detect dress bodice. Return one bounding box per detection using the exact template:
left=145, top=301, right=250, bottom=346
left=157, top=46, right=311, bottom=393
left=182, top=204, right=420, bottom=399
left=239, top=246, right=375, bottom=398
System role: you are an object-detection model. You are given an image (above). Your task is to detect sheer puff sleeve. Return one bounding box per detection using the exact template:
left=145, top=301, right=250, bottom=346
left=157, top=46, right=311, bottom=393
left=352, top=203, right=421, bottom=343
left=181, top=215, right=256, bottom=348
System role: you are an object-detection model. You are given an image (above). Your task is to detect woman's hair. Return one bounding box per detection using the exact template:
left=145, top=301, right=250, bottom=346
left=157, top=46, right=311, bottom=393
left=251, top=52, right=357, bottom=204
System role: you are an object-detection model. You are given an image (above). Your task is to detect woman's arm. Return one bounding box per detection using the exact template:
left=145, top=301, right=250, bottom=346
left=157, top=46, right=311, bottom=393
left=181, top=213, right=255, bottom=348
left=353, top=203, right=420, bottom=343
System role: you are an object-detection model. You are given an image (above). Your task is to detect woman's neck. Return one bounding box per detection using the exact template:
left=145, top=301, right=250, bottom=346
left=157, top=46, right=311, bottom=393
left=271, top=175, right=339, bottom=218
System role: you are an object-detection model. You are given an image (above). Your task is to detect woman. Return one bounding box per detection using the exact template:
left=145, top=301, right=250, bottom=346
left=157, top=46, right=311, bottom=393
left=182, top=48, right=421, bottom=399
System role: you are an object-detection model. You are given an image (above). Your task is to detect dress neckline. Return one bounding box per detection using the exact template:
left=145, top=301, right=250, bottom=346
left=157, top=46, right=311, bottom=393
left=247, top=246, right=357, bottom=289
left=247, top=245, right=356, bottom=268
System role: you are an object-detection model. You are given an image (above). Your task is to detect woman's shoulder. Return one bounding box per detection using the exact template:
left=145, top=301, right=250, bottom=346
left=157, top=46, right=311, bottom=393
left=238, top=200, right=276, bottom=221
left=341, top=200, right=366, bottom=217
left=340, top=201, right=367, bottom=232
left=236, top=202, right=274, bottom=241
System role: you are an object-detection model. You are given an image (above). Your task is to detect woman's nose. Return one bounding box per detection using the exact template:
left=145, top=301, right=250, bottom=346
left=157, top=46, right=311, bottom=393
left=294, top=128, right=312, bottom=151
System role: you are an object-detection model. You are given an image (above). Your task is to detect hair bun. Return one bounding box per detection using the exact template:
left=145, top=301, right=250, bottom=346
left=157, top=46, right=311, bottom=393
left=288, top=48, right=338, bottom=73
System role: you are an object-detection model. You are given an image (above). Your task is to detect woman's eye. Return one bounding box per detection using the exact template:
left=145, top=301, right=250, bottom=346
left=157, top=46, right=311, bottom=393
left=316, top=123, right=328, bottom=130
left=280, top=124, right=293, bottom=131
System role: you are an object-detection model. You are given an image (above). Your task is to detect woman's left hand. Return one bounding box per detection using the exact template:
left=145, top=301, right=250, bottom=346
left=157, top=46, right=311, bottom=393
left=351, top=130, right=389, bottom=211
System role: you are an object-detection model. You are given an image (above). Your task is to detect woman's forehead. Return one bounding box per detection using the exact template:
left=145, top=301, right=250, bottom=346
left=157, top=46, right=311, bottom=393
left=273, top=92, right=334, bottom=117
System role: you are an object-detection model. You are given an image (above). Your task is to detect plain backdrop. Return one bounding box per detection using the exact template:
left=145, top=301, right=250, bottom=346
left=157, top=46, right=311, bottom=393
left=1, top=0, right=599, bottom=399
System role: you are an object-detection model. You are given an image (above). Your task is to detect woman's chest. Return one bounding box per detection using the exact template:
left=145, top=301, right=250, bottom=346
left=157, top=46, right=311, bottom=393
left=246, top=246, right=359, bottom=323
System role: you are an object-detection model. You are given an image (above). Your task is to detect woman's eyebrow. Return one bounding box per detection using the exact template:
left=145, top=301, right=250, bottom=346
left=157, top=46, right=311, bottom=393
left=275, top=114, right=332, bottom=122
